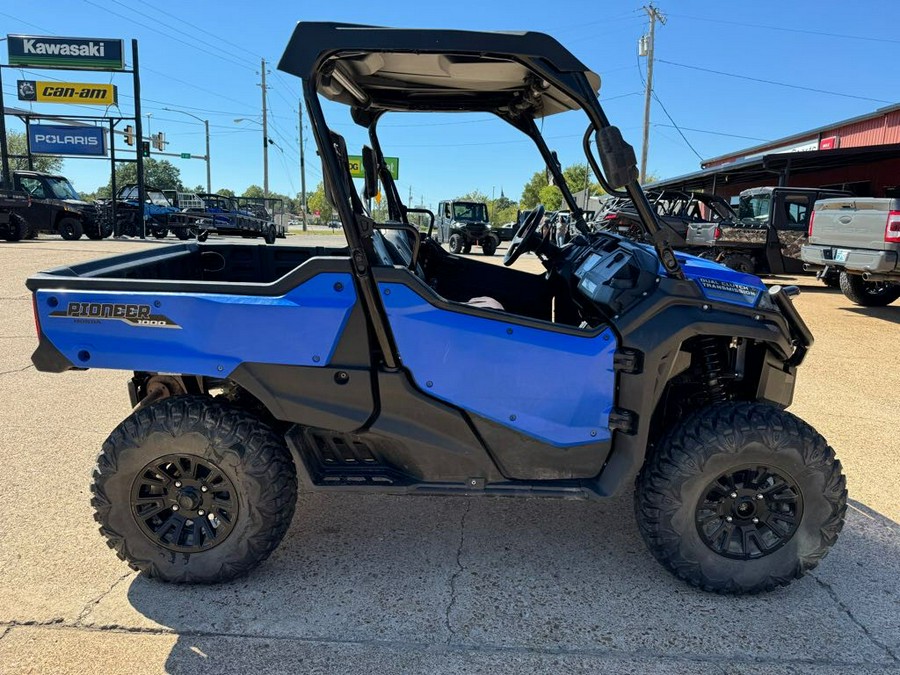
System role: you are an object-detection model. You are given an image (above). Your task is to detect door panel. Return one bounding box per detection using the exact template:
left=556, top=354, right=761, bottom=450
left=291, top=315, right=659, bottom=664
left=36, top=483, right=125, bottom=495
left=379, top=282, right=617, bottom=447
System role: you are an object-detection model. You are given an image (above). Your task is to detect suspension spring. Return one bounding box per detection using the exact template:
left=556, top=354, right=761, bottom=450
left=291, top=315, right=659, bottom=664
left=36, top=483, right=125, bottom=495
left=699, top=336, right=727, bottom=403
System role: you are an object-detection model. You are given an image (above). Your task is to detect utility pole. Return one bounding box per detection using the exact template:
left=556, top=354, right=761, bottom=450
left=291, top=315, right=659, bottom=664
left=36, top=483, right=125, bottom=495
left=639, top=4, right=666, bottom=184
left=298, top=102, right=307, bottom=231
left=203, top=119, right=211, bottom=194
left=260, top=58, right=269, bottom=199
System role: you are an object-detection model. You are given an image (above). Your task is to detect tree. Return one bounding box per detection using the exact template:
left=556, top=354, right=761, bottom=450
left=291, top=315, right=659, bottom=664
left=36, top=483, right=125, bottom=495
left=98, top=158, right=183, bottom=196
left=217, top=188, right=235, bottom=198
left=6, top=131, right=64, bottom=173
left=520, top=170, right=548, bottom=209
left=538, top=184, right=562, bottom=211
left=242, top=185, right=265, bottom=199
left=456, top=189, right=490, bottom=203
left=562, top=163, right=603, bottom=196
left=307, top=181, right=334, bottom=223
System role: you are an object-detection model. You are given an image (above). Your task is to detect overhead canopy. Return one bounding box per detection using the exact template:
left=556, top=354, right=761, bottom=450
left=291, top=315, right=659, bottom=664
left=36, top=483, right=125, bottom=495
left=277, top=22, right=601, bottom=118
left=649, top=143, right=900, bottom=193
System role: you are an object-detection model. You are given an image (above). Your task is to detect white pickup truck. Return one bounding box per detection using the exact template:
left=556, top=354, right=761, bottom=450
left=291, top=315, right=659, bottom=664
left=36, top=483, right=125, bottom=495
left=801, top=197, right=900, bottom=306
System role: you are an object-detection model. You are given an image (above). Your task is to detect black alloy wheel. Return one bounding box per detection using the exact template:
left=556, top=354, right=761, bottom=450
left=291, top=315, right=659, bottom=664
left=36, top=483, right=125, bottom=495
left=131, top=454, right=239, bottom=553
left=695, top=465, right=802, bottom=560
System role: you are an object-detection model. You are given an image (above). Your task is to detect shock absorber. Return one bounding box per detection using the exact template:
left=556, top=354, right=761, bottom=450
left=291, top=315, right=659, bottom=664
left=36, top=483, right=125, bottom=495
left=699, top=336, right=727, bottom=403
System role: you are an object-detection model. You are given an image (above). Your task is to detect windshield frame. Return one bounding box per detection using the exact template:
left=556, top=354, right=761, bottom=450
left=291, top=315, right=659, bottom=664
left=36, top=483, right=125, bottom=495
left=45, top=177, right=81, bottom=201
left=452, top=202, right=489, bottom=223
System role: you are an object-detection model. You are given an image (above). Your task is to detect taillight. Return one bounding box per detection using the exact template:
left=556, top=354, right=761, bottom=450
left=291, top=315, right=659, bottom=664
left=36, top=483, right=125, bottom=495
left=32, top=295, right=41, bottom=338
left=714, top=226, right=722, bottom=240
left=886, top=210, right=900, bottom=243
left=808, top=210, right=816, bottom=237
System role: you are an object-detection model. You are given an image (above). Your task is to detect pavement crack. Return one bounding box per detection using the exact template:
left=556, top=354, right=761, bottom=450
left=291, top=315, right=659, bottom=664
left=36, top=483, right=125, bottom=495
left=445, top=500, right=471, bottom=644
left=812, top=572, right=898, bottom=663
left=0, top=364, right=33, bottom=377
left=75, top=572, right=134, bottom=626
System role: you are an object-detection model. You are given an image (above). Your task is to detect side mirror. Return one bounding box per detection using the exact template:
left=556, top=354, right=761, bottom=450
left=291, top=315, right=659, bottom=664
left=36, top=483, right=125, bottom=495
left=596, top=126, right=638, bottom=189
left=547, top=151, right=562, bottom=186
left=362, top=146, right=378, bottom=200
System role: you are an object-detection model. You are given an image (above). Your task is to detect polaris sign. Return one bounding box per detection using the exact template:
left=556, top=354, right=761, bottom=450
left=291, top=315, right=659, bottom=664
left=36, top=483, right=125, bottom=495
left=29, top=125, right=107, bottom=157
left=7, top=35, right=124, bottom=70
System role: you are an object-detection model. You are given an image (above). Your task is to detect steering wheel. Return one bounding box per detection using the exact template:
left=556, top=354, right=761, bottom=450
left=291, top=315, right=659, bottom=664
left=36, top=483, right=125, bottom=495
left=504, top=204, right=545, bottom=266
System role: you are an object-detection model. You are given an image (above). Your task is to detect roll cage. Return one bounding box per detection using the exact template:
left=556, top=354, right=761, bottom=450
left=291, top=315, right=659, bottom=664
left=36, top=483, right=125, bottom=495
left=277, top=22, right=686, bottom=366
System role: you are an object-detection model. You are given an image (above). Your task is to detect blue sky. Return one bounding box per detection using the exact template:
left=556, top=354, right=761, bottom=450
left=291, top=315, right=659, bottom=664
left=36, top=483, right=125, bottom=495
left=2, top=0, right=897, bottom=211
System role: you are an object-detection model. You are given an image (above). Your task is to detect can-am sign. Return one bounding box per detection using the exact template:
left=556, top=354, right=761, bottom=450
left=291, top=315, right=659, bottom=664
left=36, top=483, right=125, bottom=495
left=17, top=80, right=118, bottom=105
left=29, top=124, right=107, bottom=157
left=7, top=35, right=124, bottom=70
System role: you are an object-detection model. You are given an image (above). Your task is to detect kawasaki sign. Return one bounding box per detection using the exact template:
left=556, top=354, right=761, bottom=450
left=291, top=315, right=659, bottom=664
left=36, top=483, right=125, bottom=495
left=7, top=35, right=124, bottom=70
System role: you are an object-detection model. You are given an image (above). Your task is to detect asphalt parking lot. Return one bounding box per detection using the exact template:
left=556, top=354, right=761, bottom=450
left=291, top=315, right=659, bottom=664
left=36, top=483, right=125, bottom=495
left=0, top=236, right=898, bottom=674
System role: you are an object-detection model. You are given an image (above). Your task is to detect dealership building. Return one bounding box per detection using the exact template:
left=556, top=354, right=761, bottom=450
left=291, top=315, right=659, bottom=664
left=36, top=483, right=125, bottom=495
left=651, top=103, right=900, bottom=199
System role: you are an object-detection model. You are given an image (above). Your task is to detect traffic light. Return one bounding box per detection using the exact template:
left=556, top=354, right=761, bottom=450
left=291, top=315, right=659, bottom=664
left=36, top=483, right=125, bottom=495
left=141, top=141, right=150, bottom=158
left=123, top=125, right=135, bottom=146
left=152, top=132, right=166, bottom=151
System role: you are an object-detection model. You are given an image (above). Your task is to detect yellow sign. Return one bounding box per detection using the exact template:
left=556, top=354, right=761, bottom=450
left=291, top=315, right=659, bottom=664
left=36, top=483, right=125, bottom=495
left=16, top=79, right=117, bottom=105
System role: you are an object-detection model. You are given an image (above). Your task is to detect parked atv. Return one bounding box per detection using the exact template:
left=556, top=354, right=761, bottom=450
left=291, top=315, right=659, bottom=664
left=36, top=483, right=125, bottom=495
left=0, top=188, right=30, bottom=241
left=435, top=200, right=499, bottom=255
left=12, top=170, right=109, bottom=240
left=27, top=23, right=845, bottom=594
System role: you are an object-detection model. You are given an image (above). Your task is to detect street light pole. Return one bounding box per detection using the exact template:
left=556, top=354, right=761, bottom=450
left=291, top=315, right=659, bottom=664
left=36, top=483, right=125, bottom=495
left=162, top=107, right=211, bottom=193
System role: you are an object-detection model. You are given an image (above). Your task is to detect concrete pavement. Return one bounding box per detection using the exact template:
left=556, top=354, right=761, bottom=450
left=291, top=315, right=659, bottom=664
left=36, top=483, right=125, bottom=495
left=0, top=237, right=898, bottom=674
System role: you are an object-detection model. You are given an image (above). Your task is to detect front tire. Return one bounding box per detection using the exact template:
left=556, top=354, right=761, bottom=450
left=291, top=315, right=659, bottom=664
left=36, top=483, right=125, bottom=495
left=58, top=217, right=83, bottom=240
left=839, top=271, right=900, bottom=306
left=448, top=233, right=464, bottom=254
left=635, top=401, right=846, bottom=594
left=481, top=237, right=498, bottom=256
left=91, top=396, right=298, bottom=583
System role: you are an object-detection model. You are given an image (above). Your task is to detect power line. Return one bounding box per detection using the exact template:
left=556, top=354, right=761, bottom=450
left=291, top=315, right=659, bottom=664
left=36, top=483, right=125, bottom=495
left=120, top=0, right=266, bottom=61
left=668, top=13, right=900, bottom=45
left=650, top=91, right=703, bottom=161
left=656, top=59, right=893, bottom=104
left=653, top=124, right=770, bottom=143
left=80, top=0, right=256, bottom=73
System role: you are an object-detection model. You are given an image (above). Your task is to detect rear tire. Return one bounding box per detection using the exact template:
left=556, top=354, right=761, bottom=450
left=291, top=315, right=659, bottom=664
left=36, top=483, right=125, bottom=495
left=448, top=233, right=464, bottom=254
left=58, top=217, right=83, bottom=240
left=91, top=396, right=298, bottom=583
left=152, top=228, right=169, bottom=239
left=839, top=271, right=900, bottom=306
left=635, top=401, right=846, bottom=594
left=722, top=253, right=756, bottom=275
left=264, top=225, right=276, bottom=245
left=174, top=228, right=191, bottom=241
left=2, top=213, right=28, bottom=241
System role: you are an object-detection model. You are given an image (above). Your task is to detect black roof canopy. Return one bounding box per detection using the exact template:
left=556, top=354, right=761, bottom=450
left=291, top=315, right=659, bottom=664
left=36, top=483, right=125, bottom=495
left=277, top=22, right=601, bottom=118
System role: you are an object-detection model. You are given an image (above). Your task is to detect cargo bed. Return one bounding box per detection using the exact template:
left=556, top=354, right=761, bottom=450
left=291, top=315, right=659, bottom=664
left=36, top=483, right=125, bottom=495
left=26, top=242, right=351, bottom=295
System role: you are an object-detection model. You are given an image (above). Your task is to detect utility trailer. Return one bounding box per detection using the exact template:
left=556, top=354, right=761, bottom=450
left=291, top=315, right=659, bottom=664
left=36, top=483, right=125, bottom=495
left=196, top=193, right=278, bottom=244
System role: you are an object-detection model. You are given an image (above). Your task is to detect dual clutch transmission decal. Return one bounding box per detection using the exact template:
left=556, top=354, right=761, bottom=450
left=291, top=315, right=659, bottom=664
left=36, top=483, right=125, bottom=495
left=696, top=277, right=760, bottom=299
left=50, top=301, right=180, bottom=328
